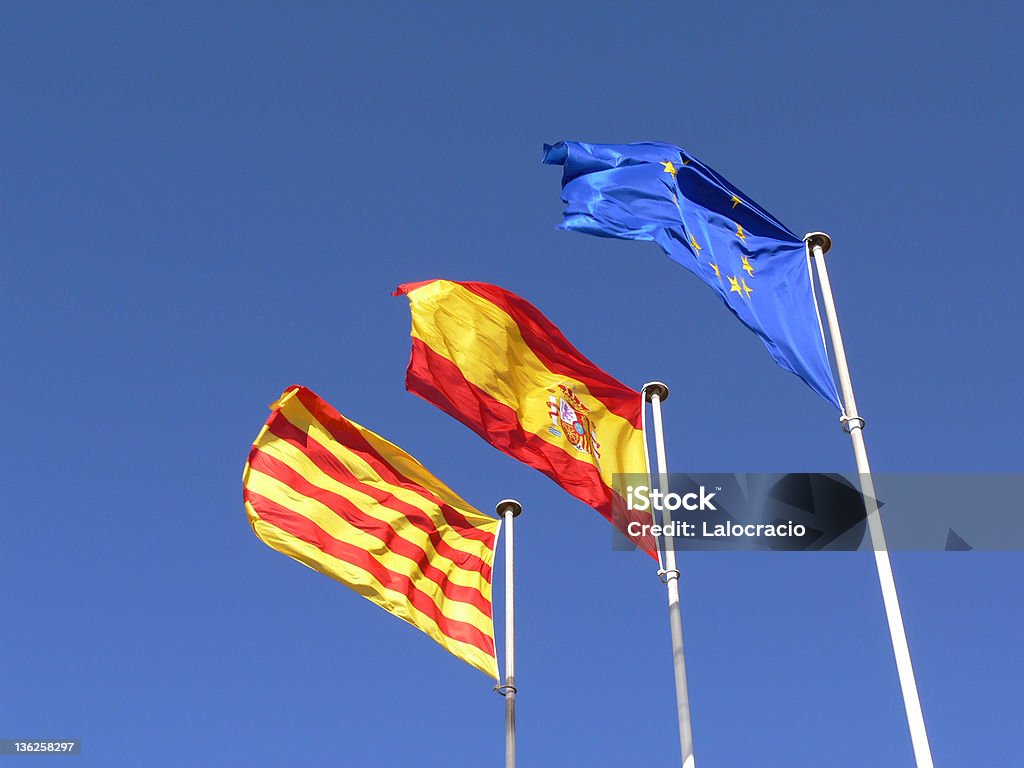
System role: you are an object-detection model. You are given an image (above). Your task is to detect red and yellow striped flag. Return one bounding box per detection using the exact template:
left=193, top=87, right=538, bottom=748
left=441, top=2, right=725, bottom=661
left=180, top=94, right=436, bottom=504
left=394, top=279, right=655, bottom=556
left=242, top=385, right=500, bottom=677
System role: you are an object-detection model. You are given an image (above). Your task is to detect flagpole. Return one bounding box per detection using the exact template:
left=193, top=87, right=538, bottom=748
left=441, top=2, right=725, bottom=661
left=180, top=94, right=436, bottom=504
left=495, top=499, right=522, bottom=768
left=804, top=233, right=934, bottom=768
left=642, top=382, right=696, bottom=768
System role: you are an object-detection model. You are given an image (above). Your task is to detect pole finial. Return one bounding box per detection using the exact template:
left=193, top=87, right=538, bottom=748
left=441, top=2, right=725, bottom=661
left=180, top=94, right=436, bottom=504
left=642, top=381, right=670, bottom=403
left=804, top=231, right=833, bottom=255
left=496, top=499, right=523, bottom=518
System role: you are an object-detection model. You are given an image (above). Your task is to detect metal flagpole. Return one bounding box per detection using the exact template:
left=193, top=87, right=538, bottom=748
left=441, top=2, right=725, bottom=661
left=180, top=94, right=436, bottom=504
left=495, top=499, right=522, bottom=768
left=804, top=233, right=934, bottom=768
left=642, top=383, right=695, bottom=768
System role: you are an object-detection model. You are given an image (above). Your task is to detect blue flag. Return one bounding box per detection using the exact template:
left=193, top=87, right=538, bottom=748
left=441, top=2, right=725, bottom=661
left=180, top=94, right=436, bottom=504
left=543, top=141, right=841, bottom=410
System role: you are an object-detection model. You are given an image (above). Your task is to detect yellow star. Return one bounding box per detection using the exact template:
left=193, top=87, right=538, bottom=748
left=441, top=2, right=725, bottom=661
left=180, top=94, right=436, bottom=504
left=709, top=262, right=721, bottom=279
left=736, top=224, right=747, bottom=242
left=731, top=195, right=742, bottom=208
left=728, top=275, right=742, bottom=295
left=682, top=158, right=691, bottom=166
left=689, top=234, right=702, bottom=253
left=741, top=278, right=753, bottom=298
left=742, top=255, right=755, bottom=276
left=661, top=160, right=678, bottom=176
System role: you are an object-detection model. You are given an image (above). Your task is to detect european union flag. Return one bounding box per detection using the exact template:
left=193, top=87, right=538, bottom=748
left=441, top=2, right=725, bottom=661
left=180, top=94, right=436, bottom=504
left=543, top=141, right=841, bottom=410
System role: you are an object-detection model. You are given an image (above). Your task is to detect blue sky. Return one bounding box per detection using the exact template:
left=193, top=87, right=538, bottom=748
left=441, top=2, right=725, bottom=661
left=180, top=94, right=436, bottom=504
left=2, top=3, right=1021, bottom=766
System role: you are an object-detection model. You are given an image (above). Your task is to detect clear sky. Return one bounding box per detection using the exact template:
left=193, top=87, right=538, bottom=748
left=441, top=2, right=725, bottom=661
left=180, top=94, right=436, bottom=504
left=2, top=3, right=1022, bottom=766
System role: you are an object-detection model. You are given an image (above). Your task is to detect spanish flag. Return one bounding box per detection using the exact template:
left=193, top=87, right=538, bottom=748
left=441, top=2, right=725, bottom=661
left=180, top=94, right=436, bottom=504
left=394, top=279, right=654, bottom=556
left=243, top=386, right=500, bottom=678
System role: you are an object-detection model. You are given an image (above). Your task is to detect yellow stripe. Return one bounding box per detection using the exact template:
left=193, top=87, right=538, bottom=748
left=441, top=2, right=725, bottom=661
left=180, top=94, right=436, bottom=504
left=407, top=280, right=646, bottom=487
left=356, top=421, right=497, bottom=528
left=246, top=501, right=498, bottom=679
left=252, top=430, right=493, bottom=593
left=244, top=467, right=495, bottom=634
left=277, top=393, right=496, bottom=550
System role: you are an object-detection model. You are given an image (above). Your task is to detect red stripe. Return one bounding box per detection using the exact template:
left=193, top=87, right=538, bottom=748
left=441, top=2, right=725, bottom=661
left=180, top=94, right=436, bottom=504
left=406, top=337, right=657, bottom=558
left=248, top=448, right=493, bottom=614
left=262, top=414, right=493, bottom=581
left=245, top=489, right=496, bottom=657
left=397, top=280, right=642, bottom=429
left=290, top=388, right=496, bottom=547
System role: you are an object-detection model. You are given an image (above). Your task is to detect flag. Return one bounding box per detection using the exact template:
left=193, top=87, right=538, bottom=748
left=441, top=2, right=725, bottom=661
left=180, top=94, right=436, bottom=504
left=242, top=385, right=500, bottom=677
left=543, top=140, right=842, bottom=410
left=394, top=279, right=656, bottom=556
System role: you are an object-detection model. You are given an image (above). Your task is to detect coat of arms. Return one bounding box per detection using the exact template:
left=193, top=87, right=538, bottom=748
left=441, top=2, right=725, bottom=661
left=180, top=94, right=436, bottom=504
left=547, top=384, right=601, bottom=467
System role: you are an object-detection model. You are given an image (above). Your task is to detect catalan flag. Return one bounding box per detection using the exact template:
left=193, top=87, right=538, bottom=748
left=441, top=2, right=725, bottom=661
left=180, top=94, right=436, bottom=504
left=394, top=279, right=655, bottom=555
left=242, top=385, right=500, bottom=678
